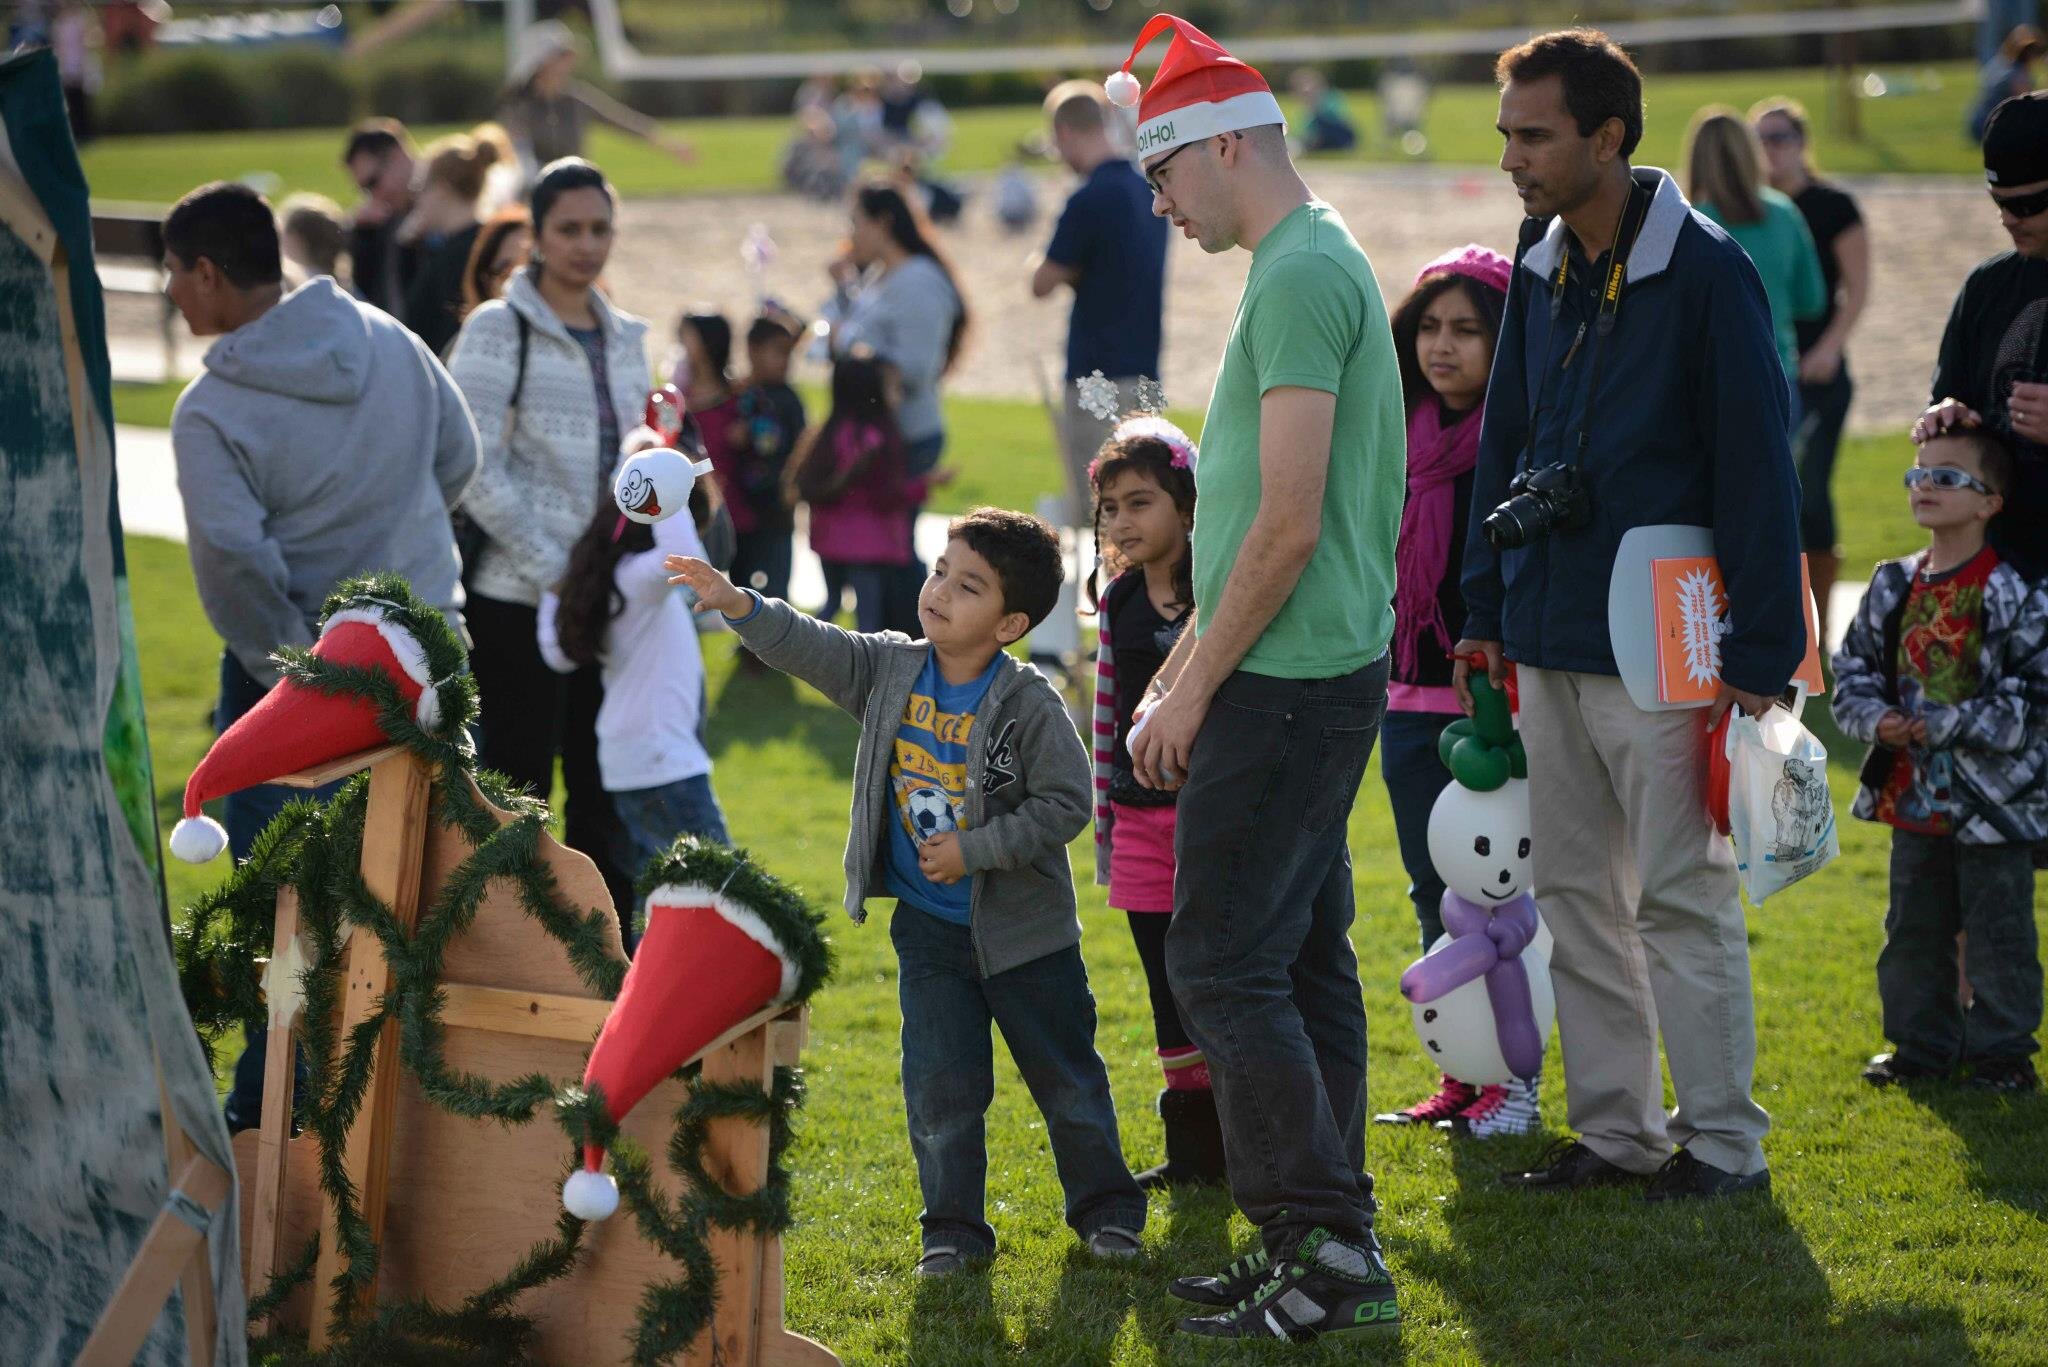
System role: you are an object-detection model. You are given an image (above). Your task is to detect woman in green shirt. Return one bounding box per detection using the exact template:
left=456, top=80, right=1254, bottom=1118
left=1684, top=106, right=1826, bottom=436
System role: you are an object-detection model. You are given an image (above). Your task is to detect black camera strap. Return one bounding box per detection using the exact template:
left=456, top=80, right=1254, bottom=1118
left=1526, top=177, right=1652, bottom=471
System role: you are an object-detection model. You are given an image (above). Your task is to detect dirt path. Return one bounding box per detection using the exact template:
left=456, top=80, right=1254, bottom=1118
left=107, top=166, right=2009, bottom=439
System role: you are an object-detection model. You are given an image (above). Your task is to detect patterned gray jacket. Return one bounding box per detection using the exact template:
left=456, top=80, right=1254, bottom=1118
left=1831, top=550, right=2048, bottom=844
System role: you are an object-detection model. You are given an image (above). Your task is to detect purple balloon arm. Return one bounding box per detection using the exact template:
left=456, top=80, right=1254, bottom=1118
left=1400, top=931, right=1499, bottom=1003
left=1486, top=894, right=1540, bottom=958
left=1485, top=956, right=1544, bottom=1080
left=1438, top=889, right=1491, bottom=938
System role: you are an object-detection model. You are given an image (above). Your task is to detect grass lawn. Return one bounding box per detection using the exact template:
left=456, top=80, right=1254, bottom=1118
left=80, top=60, right=1986, bottom=208
left=134, top=397, right=2046, bottom=1361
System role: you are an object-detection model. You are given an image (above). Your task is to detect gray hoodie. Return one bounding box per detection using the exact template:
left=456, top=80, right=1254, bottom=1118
left=731, top=595, right=1089, bottom=979
left=171, top=277, right=481, bottom=685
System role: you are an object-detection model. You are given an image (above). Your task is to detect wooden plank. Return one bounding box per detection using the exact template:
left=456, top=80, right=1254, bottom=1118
left=308, top=749, right=433, bottom=1347
left=153, top=1069, right=218, bottom=1367
left=277, top=743, right=406, bottom=790
left=438, top=983, right=612, bottom=1043
left=246, top=887, right=304, bottom=1333
left=699, top=1027, right=773, bottom=1367
left=74, top=1153, right=233, bottom=1367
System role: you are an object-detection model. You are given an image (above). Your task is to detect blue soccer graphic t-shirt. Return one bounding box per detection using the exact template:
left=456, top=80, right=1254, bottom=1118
left=885, top=649, right=1004, bottom=924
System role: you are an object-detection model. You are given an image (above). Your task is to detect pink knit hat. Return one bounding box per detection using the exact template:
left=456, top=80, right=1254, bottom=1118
left=1415, top=243, right=1512, bottom=295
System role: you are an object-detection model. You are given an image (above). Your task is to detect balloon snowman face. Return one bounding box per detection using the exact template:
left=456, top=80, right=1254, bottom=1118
left=613, top=446, right=713, bottom=525
left=1426, top=779, right=1534, bottom=905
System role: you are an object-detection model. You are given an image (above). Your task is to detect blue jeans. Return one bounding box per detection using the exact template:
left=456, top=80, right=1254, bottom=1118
left=609, top=773, right=730, bottom=949
left=1168, top=657, right=1388, bottom=1258
left=819, top=561, right=895, bottom=633
left=216, top=649, right=339, bottom=1134
left=889, top=903, right=1146, bottom=1256
left=732, top=528, right=793, bottom=604
left=1379, top=709, right=1461, bottom=954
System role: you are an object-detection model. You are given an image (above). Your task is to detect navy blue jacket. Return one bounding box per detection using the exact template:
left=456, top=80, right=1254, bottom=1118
left=1460, top=168, right=1806, bottom=696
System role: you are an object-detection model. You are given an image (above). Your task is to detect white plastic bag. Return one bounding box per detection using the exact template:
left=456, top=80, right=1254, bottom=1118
left=1724, top=701, right=1838, bottom=903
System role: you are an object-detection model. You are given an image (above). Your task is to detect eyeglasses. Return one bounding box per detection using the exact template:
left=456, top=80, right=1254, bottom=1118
left=1904, top=466, right=1996, bottom=495
left=1143, top=140, right=1199, bottom=196
left=1991, top=185, right=2048, bottom=220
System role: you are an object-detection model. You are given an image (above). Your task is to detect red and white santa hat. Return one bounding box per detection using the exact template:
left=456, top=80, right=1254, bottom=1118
left=561, top=879, right=806, bottom=1222
left=168, top=595, right=447, bottom=864
left=1104, top=13, right=1286, bottom=161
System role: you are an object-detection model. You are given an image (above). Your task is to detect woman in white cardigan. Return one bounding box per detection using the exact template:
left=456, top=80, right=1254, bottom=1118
left=448, top=157, right=649, bottom=911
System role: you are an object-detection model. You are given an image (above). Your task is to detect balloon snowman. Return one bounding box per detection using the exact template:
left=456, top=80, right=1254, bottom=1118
left=1398, top=665, right=1555, bottom=1085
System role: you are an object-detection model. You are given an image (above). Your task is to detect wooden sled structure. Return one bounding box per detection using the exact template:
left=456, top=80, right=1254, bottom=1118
left=229, top=744, right=837, bottom=1367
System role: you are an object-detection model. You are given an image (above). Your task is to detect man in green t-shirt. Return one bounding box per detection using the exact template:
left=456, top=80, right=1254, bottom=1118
left=1111, top=14, right=1408, bottom=1345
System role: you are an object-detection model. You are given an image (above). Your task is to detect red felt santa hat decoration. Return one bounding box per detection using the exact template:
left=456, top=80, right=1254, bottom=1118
left=1104, top=12, right=1286, bottom=160
left=168, top=584, right=457, bottom=863
left=562, top=867, right=818, bottom=1221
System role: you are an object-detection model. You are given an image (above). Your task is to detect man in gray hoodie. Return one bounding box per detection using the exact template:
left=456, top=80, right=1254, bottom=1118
left=164, top=181, right=480, bottom=861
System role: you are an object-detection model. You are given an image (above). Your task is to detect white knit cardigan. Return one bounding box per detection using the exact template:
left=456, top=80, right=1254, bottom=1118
left=447, top=271, right=651, bottom=607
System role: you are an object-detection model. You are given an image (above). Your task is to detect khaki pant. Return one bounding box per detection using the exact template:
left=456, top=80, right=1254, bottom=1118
left=1518, top=668, right=1769, bottom=1177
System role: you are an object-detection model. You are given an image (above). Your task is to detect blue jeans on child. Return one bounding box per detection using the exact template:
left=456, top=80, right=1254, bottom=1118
left=1882, top=830, right=2041, bottom=1068
left=1379, top=709, right=1461, bottom=954
left=609, top=774, right=731, bottom=945
left=888, top=903, right=1146, bottom=1257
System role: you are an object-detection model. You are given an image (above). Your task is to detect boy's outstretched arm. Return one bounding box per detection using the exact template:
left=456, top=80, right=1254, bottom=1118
left=666, top=555, right=881, bottom=718
left=954, top=696, right=1091, bottom=876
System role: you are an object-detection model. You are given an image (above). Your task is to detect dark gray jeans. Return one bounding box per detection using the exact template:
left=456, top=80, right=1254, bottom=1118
left=1167, top=656, right=1388, bottom=1258
left=1882, top=830, right=2041, bottom=1068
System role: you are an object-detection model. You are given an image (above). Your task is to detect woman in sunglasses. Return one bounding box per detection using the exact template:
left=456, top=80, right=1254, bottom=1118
left=1751, top=97, right=1868, bottom=645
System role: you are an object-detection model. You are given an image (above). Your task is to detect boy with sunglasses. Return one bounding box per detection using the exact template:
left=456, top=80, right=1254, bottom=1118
left=1833, top=427, right=2048, bottom=1093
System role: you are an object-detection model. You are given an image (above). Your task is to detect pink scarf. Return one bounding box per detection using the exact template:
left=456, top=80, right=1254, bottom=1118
left=1393, top=400, right=1483, bottom=679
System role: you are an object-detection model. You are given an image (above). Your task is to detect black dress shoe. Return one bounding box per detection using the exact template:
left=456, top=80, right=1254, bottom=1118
left=1498, top=1137, right=1642, bottom=1192
left=1862, top=1052, right=1949, bottom=1086
left=1642, top=1149, right=1771, bottom=1202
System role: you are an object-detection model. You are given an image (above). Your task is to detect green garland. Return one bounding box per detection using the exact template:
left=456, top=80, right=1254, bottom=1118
left=173, top=574, right=831, bottom=1366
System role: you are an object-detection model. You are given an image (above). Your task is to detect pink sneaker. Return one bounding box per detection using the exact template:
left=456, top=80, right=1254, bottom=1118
left=1373, top=1074, right=1477, bottom=1125
left=1437, top=1079, right=1542, bottom=1138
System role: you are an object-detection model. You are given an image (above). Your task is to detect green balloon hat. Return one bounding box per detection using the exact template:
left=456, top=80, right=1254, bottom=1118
left=1438, top=657, right=1527, bottom=792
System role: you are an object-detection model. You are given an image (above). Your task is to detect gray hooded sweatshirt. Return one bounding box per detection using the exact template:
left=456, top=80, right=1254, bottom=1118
left=172, top=277, right=481, bottom=685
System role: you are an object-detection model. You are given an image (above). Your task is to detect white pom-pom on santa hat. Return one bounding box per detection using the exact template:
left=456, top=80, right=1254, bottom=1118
left=1104, top=68, right=1141, bottom=108
left=169, top=813, right=229, bottom=864
left=562, top=1166, right=620, bottom=1222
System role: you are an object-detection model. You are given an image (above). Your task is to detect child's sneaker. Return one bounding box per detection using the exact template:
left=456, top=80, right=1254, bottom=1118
left=1437, top=1079, right=1541, bottom=1138
left=1175, top=1228, right=1400, bottom=1341
left=1371, top=1074, right=1476, bottom=1126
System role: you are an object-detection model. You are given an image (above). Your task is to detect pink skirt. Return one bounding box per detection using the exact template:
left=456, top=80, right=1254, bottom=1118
left=1108, top=801, right=1178, bottom=914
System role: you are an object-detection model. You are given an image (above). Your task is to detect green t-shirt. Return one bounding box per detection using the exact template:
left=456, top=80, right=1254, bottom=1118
left=1192, top=201, right=1404, bottom=679
left=1697, top=188, right=1826, bottom=381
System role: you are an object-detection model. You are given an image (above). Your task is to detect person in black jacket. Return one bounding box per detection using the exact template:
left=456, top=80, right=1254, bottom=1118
left=1914, top=92, right=2048, bottom=582
left=341, top=118, right=420, bottom=323
left=1459, top=30, right=1803, bottom=1202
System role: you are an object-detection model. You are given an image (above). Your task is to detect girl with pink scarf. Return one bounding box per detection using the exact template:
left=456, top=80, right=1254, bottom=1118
left=1367, top=245, right=1542, bottom=1139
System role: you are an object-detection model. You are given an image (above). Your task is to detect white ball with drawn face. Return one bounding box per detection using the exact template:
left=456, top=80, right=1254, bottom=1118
left=1427, top=779, right=1534, bottom=906
left=613, top=447, right=711, bottom=525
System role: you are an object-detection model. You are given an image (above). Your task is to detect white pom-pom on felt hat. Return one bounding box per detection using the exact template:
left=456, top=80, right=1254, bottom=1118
left=169, top=596, right=448, bottom=862
left=1103, top=12, right=1286, bottom=163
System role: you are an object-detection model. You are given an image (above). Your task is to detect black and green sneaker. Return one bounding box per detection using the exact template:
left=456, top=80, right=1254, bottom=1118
left=1168, top=1245, right=1273, bottom=1307
left=1175, top=1228, right=1400, bottom=1342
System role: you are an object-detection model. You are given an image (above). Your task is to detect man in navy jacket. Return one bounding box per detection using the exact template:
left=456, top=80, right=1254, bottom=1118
left=1455, top=30, right=1805, bottom=1200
